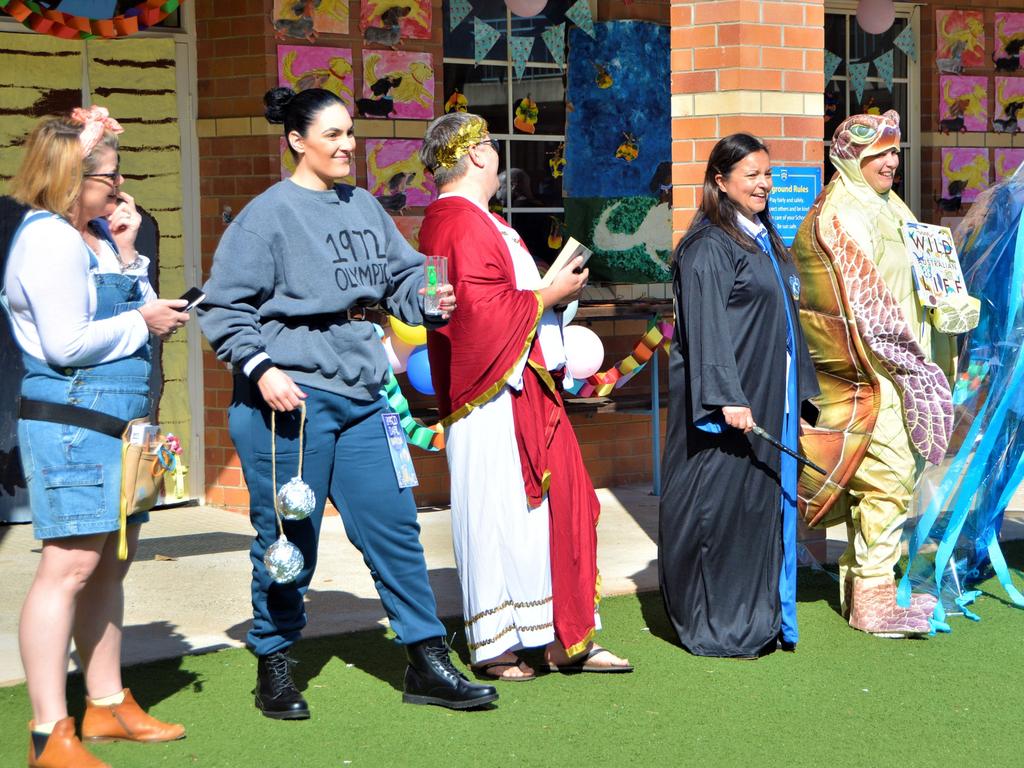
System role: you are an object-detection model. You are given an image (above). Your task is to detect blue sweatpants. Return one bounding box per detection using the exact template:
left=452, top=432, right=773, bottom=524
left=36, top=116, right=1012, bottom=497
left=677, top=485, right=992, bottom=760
left=229, top=378, right=445, bottom=656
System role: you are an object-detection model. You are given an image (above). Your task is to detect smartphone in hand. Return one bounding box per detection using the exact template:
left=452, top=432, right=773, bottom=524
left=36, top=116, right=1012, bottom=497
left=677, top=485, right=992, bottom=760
left=179, top=287, right=207, bottom=312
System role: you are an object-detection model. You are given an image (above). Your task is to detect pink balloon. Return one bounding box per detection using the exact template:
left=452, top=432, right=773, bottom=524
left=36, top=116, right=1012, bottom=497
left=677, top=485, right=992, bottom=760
left=563, top=325, right=605, bottom=380
left=855, top=0, right=895, bottom=35
left=385, top=334, right=415, bottom=374
left=505, top=0, right=547, bottom=17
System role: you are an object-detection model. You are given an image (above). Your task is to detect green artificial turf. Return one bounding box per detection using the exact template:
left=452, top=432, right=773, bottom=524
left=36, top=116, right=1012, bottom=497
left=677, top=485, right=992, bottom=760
left=4, top=547, right=1024, bottom=768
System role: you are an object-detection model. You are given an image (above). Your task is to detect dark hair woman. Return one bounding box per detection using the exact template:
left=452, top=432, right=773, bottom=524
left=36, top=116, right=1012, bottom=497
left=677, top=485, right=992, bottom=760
left=658, top=133, right=819, bottom=658
left=197, top=87, right=497, bottom=719
left=5, top=107, right=189, bottom=767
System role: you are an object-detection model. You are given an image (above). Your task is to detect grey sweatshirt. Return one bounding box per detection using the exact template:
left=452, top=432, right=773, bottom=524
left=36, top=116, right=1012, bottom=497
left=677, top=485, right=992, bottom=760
left=198, top=180, right=426, bottom=402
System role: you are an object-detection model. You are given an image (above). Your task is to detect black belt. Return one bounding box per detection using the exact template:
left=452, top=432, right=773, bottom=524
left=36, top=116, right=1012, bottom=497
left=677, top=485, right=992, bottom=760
left=19, top=398, right=128, bottom=439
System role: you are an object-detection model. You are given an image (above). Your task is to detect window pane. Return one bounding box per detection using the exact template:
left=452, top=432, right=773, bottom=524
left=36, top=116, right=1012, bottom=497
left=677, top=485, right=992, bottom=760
left=825, top=13, right=847, bottom=77
left=506, top=210, right=563, bottom=264
left=855, top=82, right=908, bottom=129
left=849, top=16, right=909, bottom=78
left=508, top=0, right=571, bottom=64
left=824, top=82, right=848, bottom=140
left=511, top=66, right=566, bottom=135
left=444, top=0, right=507, bottom=60
left=508, top=139, right=564, bottom=205
left=444, top=62, right=510, bottom=134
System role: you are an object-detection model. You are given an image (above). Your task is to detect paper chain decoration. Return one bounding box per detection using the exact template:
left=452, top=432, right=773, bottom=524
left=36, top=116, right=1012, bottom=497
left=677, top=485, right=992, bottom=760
left=383, top=369, right=446, bottom=452
left=564, top=319, right=674, bottom=397
left=0, top=0, right=180, bottom=39
left=383, top=319, right=675, bottom=453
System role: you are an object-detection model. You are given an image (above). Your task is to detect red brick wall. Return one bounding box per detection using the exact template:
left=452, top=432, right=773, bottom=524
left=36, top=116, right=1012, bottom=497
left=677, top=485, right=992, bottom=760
left=670, top=0, right=826, bottom=239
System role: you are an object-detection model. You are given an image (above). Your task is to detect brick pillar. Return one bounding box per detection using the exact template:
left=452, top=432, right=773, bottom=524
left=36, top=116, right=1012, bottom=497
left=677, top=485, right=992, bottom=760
left=670, top=0, right=826, bottom=241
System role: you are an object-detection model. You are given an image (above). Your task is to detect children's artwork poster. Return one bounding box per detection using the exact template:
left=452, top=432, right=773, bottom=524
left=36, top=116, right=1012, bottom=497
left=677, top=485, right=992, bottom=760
left=564, top=21, right=669, bottom=198
left=903, top=221, right=967, bottom=309
left=272, top=0, right=349, bottom=40
left=938, top=76, right=988, bottom=133
left=993, top=77, right=1024, bottom=133
left=277, top=45, right=354, bottom=109
left=563, top=21, right=671, bottom=284
left=279, top=138, right=356, bottom=184
left=993, top=13, right=1024, bottom=73
left=994, top=148, right=1024, bottom=182
left=360, top=0, right=431, bottom=41
left=935, top=10, right=985, bottom=70
left=941, top=147, right=990, bottom=204
left=364, top=139, right=436, bottom=211
left=393, top=216, right=424, bottom=249
left=357, top=51, right=434, bottom=120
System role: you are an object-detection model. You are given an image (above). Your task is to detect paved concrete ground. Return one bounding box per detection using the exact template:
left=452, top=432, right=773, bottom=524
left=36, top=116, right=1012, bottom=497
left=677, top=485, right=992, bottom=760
left=2, top=484, right=1022, bottom=687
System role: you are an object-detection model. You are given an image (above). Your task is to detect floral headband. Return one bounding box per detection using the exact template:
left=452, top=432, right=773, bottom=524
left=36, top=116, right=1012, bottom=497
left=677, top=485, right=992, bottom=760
left=70, top=105, right=124, bottom=157
left=432, top=117, right=488, bottom=170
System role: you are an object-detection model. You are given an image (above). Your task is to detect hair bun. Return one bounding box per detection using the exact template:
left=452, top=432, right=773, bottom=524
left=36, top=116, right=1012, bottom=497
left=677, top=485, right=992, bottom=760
left=264, top=87, right=296, bottom=125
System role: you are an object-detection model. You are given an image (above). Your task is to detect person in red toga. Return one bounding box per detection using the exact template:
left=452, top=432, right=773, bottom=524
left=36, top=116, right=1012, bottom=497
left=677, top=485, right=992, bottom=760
left=419, top=112, right=632, bottom=681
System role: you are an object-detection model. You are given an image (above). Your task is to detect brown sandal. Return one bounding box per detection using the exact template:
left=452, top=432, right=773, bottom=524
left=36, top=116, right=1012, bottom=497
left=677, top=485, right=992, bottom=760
left=471, top=659, right=536, bottom=682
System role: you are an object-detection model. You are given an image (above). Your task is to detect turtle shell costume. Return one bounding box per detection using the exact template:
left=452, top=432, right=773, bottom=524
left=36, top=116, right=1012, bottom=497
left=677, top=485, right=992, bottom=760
left=790, top=110, right=959, bottom=636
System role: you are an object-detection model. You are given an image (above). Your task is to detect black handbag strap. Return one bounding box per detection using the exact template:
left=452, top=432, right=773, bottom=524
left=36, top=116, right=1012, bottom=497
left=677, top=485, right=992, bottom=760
left=19, top=398, right=128, bottom=439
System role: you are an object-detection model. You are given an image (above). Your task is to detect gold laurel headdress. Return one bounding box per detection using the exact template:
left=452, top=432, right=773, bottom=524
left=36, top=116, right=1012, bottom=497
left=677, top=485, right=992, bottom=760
left=432, top=117, right=488, bottom=170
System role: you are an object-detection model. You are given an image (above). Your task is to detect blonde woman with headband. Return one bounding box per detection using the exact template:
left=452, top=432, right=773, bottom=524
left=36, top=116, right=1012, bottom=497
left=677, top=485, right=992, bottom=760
left=5, top=107, right=189, bottom=767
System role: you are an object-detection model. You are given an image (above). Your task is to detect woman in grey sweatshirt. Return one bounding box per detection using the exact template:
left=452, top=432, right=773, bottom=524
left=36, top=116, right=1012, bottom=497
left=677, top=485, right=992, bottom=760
left=198, top=87, right=497, bottom=719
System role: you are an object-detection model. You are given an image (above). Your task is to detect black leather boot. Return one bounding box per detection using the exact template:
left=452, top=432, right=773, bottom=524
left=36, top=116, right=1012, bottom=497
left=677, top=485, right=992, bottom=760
left=255, top=651, right=310, bottom=720
left=403, top=638, right=499, bottom=710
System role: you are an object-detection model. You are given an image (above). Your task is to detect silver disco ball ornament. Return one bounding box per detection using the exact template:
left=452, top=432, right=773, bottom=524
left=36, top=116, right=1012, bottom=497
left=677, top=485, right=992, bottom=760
left=277, top=477, right=315, bottom=521
left=264, top=534, right=304, bottom=584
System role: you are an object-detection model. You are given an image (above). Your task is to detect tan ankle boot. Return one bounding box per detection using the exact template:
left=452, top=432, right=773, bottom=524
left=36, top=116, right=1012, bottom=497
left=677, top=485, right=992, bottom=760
left=81, top=689, right=185, bottom=743
left=28, top=717, right=109, bottom=768
left=848, top=578, right=930, bottom=637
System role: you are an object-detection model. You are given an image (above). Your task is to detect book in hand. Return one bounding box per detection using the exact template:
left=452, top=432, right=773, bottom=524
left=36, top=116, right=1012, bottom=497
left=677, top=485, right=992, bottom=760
left=538, top=237, right=592, bottom=289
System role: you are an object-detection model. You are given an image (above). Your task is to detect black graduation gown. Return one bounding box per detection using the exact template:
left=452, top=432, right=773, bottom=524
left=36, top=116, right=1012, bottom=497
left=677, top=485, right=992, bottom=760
left=658, top=220, right=818, bottom=657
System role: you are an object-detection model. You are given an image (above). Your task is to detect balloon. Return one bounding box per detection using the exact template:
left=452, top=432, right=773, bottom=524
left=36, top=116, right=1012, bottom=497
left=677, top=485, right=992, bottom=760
left=561, top=299, right=579, bottom=327
left=390, top=316, right=427, bottom=346
left=383, top=335, right=413, bottom=374
left=391, top=333, right=416, bottom=368
left=855, top=0, right=895, bottom=35
left=405, top=346, right=435, bottom=396
left=563, top=325, right=605, bottom=380
left=383, top=336, right=401, bottom=371
left=505, top=0, right=547, bottom=17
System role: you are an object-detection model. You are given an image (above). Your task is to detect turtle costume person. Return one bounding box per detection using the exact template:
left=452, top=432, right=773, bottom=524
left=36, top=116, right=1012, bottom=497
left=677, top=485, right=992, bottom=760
left=791, top=111, right=963, bottom=636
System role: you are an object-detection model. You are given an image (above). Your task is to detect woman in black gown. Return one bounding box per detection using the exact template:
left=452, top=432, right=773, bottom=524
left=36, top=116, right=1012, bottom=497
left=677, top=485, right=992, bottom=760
left=658, top=134, right=818, bottom=658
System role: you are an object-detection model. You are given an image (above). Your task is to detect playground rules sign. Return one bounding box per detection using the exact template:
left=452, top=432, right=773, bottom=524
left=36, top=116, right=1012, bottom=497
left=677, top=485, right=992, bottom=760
left=770, top=167, right=822, bottom=246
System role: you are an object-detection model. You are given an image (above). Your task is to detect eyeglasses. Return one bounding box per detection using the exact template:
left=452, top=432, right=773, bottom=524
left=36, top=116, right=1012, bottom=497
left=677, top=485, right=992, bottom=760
left=83, top=168, right=121, bottom=181
left=475, top=138, right=501, bottom=154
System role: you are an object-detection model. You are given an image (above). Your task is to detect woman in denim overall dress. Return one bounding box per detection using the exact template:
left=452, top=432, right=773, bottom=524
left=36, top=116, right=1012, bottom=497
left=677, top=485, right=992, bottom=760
left=4, top=109, right=191, bottom=767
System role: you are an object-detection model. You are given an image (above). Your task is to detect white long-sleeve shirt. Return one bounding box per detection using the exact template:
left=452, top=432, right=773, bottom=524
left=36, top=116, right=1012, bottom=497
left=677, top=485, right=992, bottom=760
left=3, top=212, right=152, bottom=367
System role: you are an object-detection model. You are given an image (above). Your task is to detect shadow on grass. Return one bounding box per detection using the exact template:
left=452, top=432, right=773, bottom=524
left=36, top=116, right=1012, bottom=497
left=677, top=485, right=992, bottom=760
left=64, top=620, right=201, bottom=722
left=224, top=582, right=473, bottom=695
left=637, top=564, right=845, bottom=652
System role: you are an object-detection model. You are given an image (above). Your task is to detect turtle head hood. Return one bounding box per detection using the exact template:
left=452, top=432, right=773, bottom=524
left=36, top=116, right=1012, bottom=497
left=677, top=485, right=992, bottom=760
left=829, top=110, right=901, bottom=203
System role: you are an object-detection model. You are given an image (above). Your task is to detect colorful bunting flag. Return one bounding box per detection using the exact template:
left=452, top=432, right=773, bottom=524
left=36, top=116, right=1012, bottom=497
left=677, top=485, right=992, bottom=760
left=566, top=0, right=595, bottom=39
left=509, top=35, right=535, bottom=79
left=873, top=49, right=894, bottom=92
left=449, top=0, right=471, bottom=31
left=473, top=16, right=501, bottom=63
left=893, top=22, right=916, bottom=62
left=824, top=50, right=842, bottom=83
left=542, top=21, right=566, bottom=67
left=849, top=60, right=871, bottom=102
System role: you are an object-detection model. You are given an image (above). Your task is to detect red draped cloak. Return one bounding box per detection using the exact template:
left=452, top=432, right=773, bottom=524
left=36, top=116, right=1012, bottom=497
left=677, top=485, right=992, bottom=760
left=421, top=196, right=600, bottom=656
